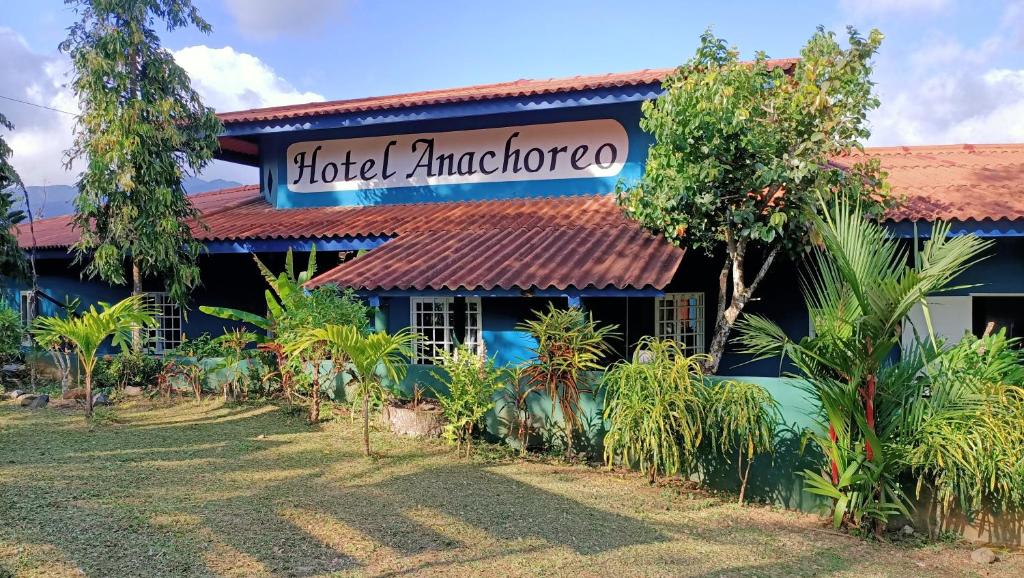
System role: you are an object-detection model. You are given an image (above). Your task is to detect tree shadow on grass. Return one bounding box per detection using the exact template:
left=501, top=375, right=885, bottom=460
left=306, top=463, right=668, bottom=557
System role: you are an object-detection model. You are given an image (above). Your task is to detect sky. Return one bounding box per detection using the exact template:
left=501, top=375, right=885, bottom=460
left=1, top=0, right=1023, bottom=187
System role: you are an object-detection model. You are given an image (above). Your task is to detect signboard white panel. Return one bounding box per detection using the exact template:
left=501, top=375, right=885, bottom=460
left=285, top=119, right=629, bottom=193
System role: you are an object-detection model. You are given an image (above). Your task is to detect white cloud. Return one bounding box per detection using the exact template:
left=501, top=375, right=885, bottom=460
left=0, top=27, right=78, bottom=187
left=172, top=45, right=324, bottom=111
left=867, top=2, right=1024, bottom=146
left=840, top=0, right=951, bottom=18
left=223, top=0, right=346, bottom=38
left=0, top=35, right=317, bottom=187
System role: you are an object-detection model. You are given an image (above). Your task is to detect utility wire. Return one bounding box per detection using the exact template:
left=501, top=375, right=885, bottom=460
left=0, top=94, right=77, bottom=117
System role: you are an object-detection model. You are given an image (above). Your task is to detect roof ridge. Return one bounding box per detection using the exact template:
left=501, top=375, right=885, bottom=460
left=218, top=60, right=799, bottom=124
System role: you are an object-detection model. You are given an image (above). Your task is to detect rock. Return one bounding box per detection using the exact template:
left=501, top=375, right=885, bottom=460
left=123, top=385, right=143, bottom=397
left=971, top=547, right=997, bottom=565
left=27, top=395, right=48, bottom=409
left=6, top=389, right=24, bottom=400
left=900, top=524, right=914, bottom=536
left=93, top=392, right=111, bottom=406
left=18, top=394, right=37, bottom=407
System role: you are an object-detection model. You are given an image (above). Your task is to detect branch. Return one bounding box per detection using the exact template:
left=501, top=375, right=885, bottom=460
left=747, top=243, right=782, bottom=297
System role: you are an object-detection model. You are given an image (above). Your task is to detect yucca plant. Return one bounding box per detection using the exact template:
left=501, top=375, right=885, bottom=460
left=602, top=337, right=704, bottom=483
left=704, top=380, right=781, bottom=504
left=32, top=295, right=157, bottom=417
left=518, top=304, right=618, bottom=456
left=287, top=324, right=413, bottom=455
left=735, top=199, right=991, bottom=534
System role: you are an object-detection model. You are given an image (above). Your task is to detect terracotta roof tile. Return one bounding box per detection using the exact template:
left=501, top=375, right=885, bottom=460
left=835, top=144, right=1024, bottom=222
left=217, top=60, right=799, bottom=125
left=15, top=185, right=262, bottom=250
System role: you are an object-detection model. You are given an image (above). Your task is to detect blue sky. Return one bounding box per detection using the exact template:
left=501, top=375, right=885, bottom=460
left=2, top=0, right=1022, bottom=186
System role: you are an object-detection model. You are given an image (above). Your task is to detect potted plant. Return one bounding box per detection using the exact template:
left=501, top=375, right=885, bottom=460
left=381, top=383, right=445, bottom=438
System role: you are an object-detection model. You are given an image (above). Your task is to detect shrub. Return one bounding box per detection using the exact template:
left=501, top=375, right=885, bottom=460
left=169, top=333, right=227, bottom=359
left=277, top=286, right=372, bottom=422
left=0, top=305, right=22, bottom=364
left=432, top=344, right=505, bottom=456
left=95, top=349, right=162, bottom=390
left=703, top=380, right=780, bottom=504
left=601, top=337, right=704, bottom=483
left=903, top=330, right=1024, bottom=514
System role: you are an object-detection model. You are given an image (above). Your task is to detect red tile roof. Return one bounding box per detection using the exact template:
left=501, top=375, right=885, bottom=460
left=836, top=144, right=1024, bottom=222
left=16, top=185, right=261, bottom=250
left=217, top=61, right=799, bottom=125
left=306, top=213, right=684, bottom=292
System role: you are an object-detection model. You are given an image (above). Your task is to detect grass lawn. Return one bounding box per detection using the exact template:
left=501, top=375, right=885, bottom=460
left=0, top=400, right=1019, bottom=577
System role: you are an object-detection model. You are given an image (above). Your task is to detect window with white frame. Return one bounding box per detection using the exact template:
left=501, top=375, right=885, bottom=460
left=655, top=292, right=705, bottom=353
left=19, top=290, right=35, bottom=345
left=145, top=292, right=182, bottom=354
left=410, top=296, right=482, bottom=364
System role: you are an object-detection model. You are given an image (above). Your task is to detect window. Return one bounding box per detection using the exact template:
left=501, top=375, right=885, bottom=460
left=972, top=295, right=1024, bottom=341
left=655, top=292, right=705, bottom=353
left=410, top=296, right=482, bottom=364
left=19, top=290, right=35, bottom=345
left=145, top=292, right=182, bottom=354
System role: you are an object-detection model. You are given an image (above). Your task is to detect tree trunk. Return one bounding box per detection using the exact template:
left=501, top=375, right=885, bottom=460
left=84, top=370, right=93, bottom=418
left=704, top=243, right=781, bottom=373
left=131, top=260, right=143, bottom=352
left=362, top=387, right=371, bottom=457
left=309, top=363, right=320, bottom=424
left=738, top=447, right=751, bottom=505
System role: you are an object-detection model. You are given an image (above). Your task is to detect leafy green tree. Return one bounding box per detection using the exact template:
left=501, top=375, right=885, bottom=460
left=619, top=27, right=888, bottom=372
left=32, top=295, right=157, bottom=417
left=60, top=0, right=222, bottom=326
left=0, top=112, right=28, bottom=280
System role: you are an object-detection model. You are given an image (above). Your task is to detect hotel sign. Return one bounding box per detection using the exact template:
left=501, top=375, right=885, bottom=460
left=286, top=119, right=629, bottom=193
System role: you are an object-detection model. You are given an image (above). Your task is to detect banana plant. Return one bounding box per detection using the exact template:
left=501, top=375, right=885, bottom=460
left=199, top=246, right=318, bottom=338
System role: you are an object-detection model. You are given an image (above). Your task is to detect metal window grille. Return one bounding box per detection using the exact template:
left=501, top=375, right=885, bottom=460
left=145, top=292, right=182, bottom=354
left=655, top=292, right=705, bottom=354
left=410, top=296, right=483, bottom=364
left=19, top=291, right=35, bottom=346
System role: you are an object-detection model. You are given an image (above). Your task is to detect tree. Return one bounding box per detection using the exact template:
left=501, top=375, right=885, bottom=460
left=619, top=27, right=889, bottom=373
left=0, top=112, right=28, bottom=280
left=735, top=200, right=991, bottom=533
left=286, top=325, right=413, bottom=456
left=60, top=0, right=223, bottom=335
left=32, top=295, right=157, bottom=417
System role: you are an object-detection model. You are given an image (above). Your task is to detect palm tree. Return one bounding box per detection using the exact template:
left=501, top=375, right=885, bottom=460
left=735, top=199, right=990, bottom=533
left=286, top=324, right=413, bottom=455
left=32, top=295, right=157, bottom=417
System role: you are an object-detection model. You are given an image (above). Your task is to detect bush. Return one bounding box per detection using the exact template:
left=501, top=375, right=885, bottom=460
left=703, top=380, right=780, bottom=504
left=904, top=330, right=1024, bottom=514
left=601, top=337, right=704, bottom=483
left=432, top=344, right=505, bottom=456
left=95, top=350, right=162, bottom=390
left=0, top=305, right=22, bottom=364
left=168, top=333, right=227, bottom=359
